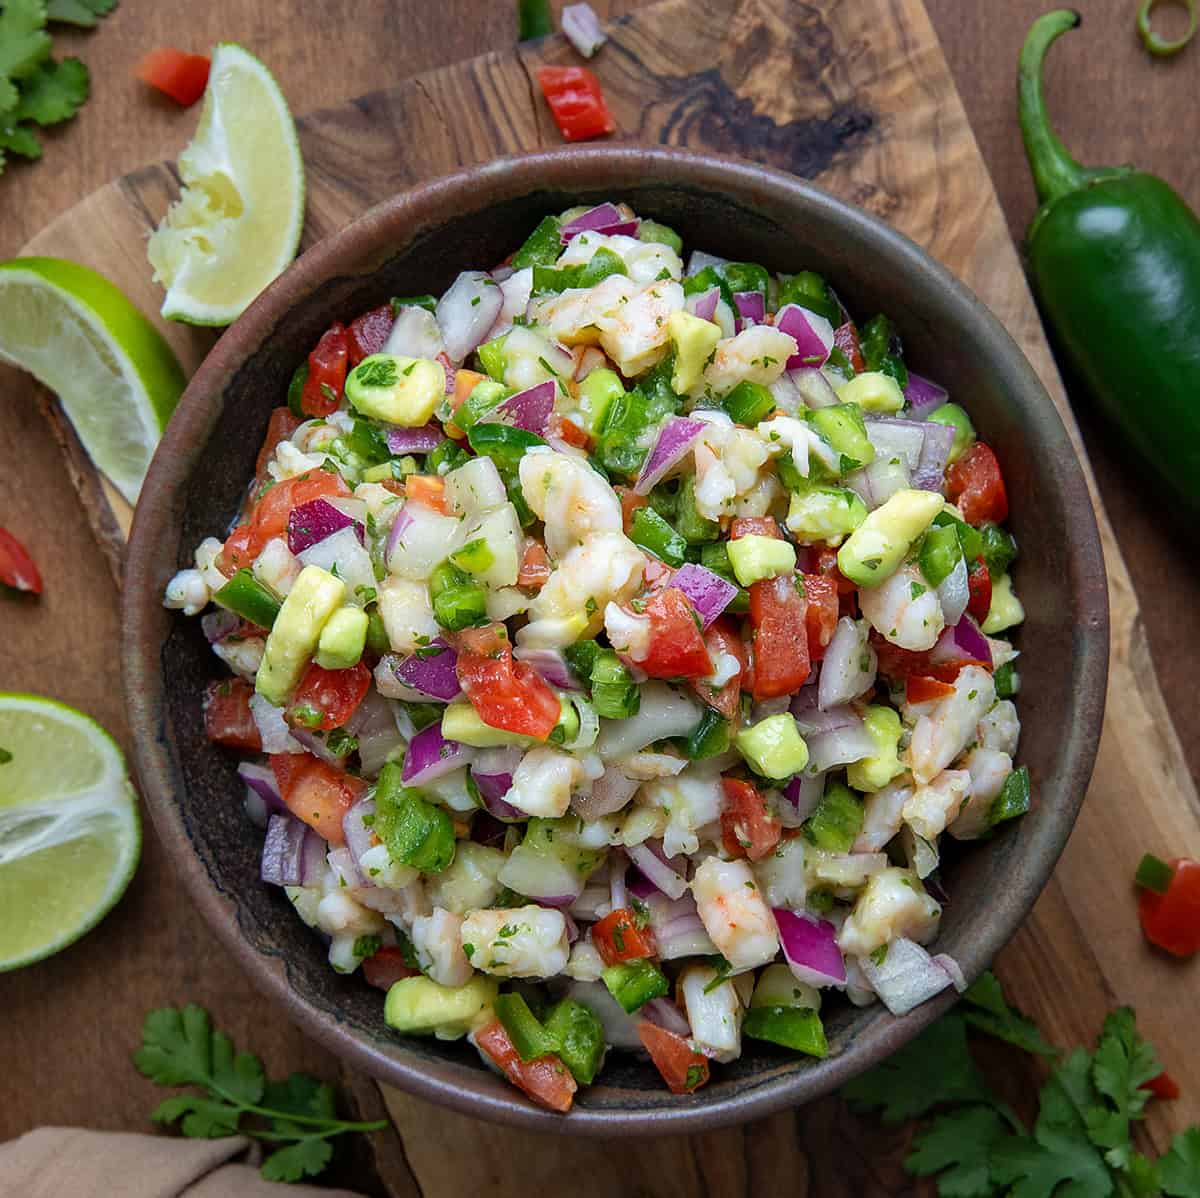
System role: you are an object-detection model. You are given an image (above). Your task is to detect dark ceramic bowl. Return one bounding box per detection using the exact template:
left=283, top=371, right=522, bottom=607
left=122, top=146, right=1108, bottom=1133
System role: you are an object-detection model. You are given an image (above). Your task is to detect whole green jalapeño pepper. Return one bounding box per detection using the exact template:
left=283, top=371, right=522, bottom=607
left=1019, top=11, right=1200, bottom=517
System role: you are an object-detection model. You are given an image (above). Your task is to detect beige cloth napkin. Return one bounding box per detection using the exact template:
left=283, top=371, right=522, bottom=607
left=0, top=1128, right=365, bottom=1198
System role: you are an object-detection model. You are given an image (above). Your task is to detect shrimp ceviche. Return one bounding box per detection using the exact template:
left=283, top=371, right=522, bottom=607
left=165, top=201, right=1028, bottom=1112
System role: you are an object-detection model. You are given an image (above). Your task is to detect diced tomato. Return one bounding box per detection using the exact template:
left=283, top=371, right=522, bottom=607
left=642, top=558, right=674, bottom=589
left=946, top=442, right=1009, bottom=526
left=454, top=623, right=510, bottom=658
left=1138, top=857, right=1200, bottom=958
left=286, top=662, right=371, bottom=731
left=254, top=407, right=304, bottom=483
left=748, top=573, right=810, bottom=699
left=592, top=907, right=658, bottom=966
left=0, top=527, right=43, bottom=594
left=905, top=674, right=958, bottom=704
left=136, top=48, right=210, bottom=106
left=691, top=616, right=747, bottom=720
left=517, top=540, right=552, bottom=591
left=801, top=574, right=839, bottom=662
left=218, top=523, right=255, bottom=577
left=270, top=753, right=365, bottom=845
left=617, top=486, right=648, bottom=534
left=300, top=323, right=350, bottom=417
left=202, top=678, right=262, bottom=751
left=729, top=516, right=781, bottom=541
left=361, top=945, right=419, bottom=991
left=812, top=546, right=856, bottom=594
left=870, top=632, right=931, bottom=682
left=249, top=470, right=351, bottom=558
left=475, top=1020, right=577, bottom=1113
left=405, top=474, right=448, bottom=514
left=1142, top=1070, right=1181, bottom=1101
left=638, top=587, right=713, bottom=680
left=637, top=1022, right=710, bottom=1095
left=536, top=65, right=615, bottom=143
left=346, top=305, right=395, bottom=366
left=720, top=777, right=782, bottom=862
left=929, top=659, right=990, bottom=683
left=833, top=321, right=865, bottom=373
left=548, top=413, right=591, bottom=449
left=457, top=645, right=562, bottom=741
left=967, top=557, right=992, bottom=623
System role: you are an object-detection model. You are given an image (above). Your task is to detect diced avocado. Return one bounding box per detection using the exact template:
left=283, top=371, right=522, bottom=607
left=750, top=963, right=820, bottom=1011
left=837, top=488, right=944, bottom=587
left=576, top=368, right=624, bottom=435
left=785, top=486, right=868, bottom=545
left=727, top=534, right=797, bottom=586
left=441, top=699, right=538, bottom=748
left=927, top=402, right=975, bottom=464
left=982, top=572, right=1025, bottom=634
left=314, top=605, right=369, bottom=671
left=637, top=219, right=684, bottom=254
left=345, top=353, right=444, bottom=427
left=807, top=403, right=874, bottom=470
left=522, top=816, right=605, bottom=876
left=735, top=713, right=809, bottom=780
left=384, top=974, right=499, bottom=1038
left=256, top=565, right=346, bottom=705
left=476, top=335, right=507, bottom=382
left=845, top=705, right=905, bottom=792
left=666, top=310, right=722, bottom=394
left=836, top=370, right=905, bottom=413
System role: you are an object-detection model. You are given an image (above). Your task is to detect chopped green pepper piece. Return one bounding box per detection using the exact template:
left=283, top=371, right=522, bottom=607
left=374, top=764, right=455, bottom=872
left=699, top=541, right=735, bottom=581
left=979, top=522, right=1019, bottom=579
left=390, top=295, right=437, bottom=314
left=511, top=215, right=562, bottom=270
left=454, top=379, right=510, bottom=432
left=804, top=781, right=864, bottom=852
left=932, top=510, right=984, bottom=563
left=365, top=606, right=390, bottom=654
left=675, top=475, right=720, bottom=544
left=543, top=998, right=606, bottom=1084
left=858, top=314, right=908, bottom=389
left=722, top=380, right=776, bottom=427
left=476, top=335, right=507, bottom=382
left=287, top=362, right=309, bottom=418
left=213, top=569, right=282, bottom=629
left=577, top=368, right=624, bottom=435
left=593, top=354, right=683, bottom=479
left=495, top=992, right=559, bottom=1061
left=1135, top=852, right=1175, bottom=895
left=426, top=438, right=470, bottom=476
left=720, top=261, right=770, bottom=298
left=637, top=220, right=684, bottom=254
left=591, top=649, right=640, bottom=719
left=684, top=707, right=732, bottom=760
left=466, top=422, right=547, bottom=471
left=518, top=0, right=553, bottom=40
left=345, top=418, right=391, bottom=466
left=682, top=266, right=736, bottom=312
left=993, top=660, right=1019, bottom=699
left=532, top=263, right=583, bottom=294
left=564, top=638, right=601, bottom=689
left=988, top=765, right=1031, bottom=828
left=578, top=247, right=628, bottom=287
left=917, top=524, right=963, bottom=588
left=601, top=959, right=669, bottom=1014
left=743, top=1006, right=828, bottom=1057
left=647, top=480, right=679, bottom=521
left=430, top=560, right=488, bottom=631
left=629, top=506, right=688, bottom=566
left=777, top=271, right=841, bottom=325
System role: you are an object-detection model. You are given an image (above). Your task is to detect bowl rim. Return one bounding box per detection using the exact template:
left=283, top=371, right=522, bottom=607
left=122, top=144, right=1109, bottom=1134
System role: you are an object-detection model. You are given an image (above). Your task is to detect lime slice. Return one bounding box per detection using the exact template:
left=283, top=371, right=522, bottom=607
left=0, top=257, right=187, bottom=505
left=148, top=43, right=305, bottom=327
left=0, top=694, right=141, bottom=972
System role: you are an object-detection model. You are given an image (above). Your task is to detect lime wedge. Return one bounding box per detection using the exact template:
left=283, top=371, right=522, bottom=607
left=148, top=43, right=305, bottom=327
left=0, top=694, right=141, bottom=972
left=0, top=257, right=187, bottom=505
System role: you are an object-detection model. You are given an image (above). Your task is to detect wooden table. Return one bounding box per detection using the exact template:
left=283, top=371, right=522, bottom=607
left=2, top=1, right=1196, bottom=1192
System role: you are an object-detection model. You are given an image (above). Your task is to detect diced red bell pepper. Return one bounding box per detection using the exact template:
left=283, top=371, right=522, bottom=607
left=137, top=48, right=211, bottom=106
left=300, top=323, right=350, bottom=417
left=536, top=65, right=615, bottom=143
left=946, top=442, right=1009, bottom=526
left=720, top=777, right=782, bottom=862
left=202, top=678, right=262, bottom=751
left=0, top=527, right=43, bottom=594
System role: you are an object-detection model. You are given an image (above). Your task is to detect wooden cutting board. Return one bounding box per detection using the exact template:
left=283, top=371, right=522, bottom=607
left=21, top=0, right=1200, bottom=1190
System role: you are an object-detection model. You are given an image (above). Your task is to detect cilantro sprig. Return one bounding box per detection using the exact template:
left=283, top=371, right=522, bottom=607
left=134, top=1004, right=387, bottom=1184
left=846, top=972, right=1200, bottom=1198
left=0, top=0, right=115, bottom=175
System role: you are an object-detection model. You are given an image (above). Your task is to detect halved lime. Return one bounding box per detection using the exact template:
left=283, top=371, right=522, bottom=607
left=0, top=694, right=141, bottom=972
left=148, top=43, right=305, bottom=327
left=0, top=257, right=186, bottom=505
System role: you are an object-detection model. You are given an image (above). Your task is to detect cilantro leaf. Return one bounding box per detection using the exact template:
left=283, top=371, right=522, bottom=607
left=1161, top=1128, right=1200, bottom=1197
left=151, top=1093, right=242, bottom=1139
left=209, top=1029, right=266, bottom=1107
left=13, top=57, right=88, bottom=124
left=962, top=971, right=1059, bottom=1058
left=134, top=1004, right=219, bottom=1088
left=906, top=1104, right=1008, bottom=1198
left=1085, top=1008, right=1159, bottom=1170
left=0, top=0, right=53, bottom=112
left=262, top=1072, right=338, bottom=1122
left=261, top=1137, right=334, bottom=1184
left=842, top=1015, right=1000, bottom=1125
left=1124, top=1152, right=1164, bottom=1198
left=46, top=0, right=116, bottom=26
left=0, top=122, right=41, bottom=158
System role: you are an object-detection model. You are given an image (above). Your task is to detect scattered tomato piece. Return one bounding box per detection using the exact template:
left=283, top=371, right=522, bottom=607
left=1142, top=1070, right=1181, bottom=1101
left=300, top=323, right=350, bottom=417
left=905, top=674, right=958, bottom=704
left=801, top=573, right=839, bottom=662
left=137, top=48, right=211, bottom=106
left=691, top=616, right=747, bottom=719
left=1137, top=856, right=1200, bottom=957
left=536, top=65, right=615, bottom=142
left=405, top=474, right=448, bottom=514
left=638, top=587, right=713, bottom=679
left=347, top=304, right=395, bottom=366
left=0, top=527, right=43, bottom=594
left=457, top=641, right=561, bottom=741
left=637, top=1021, right=710, bottom=1094
left=833, top=322, right=865, bottom=373
left=254, top=407, right=303, bottom=484
left=946, top=442, right=1009, bottom=526
left=517, top=539, right=552, bottom=591
left=748, top=572, right=810, bottom=699
left=720, top=777, right=782, bottom=862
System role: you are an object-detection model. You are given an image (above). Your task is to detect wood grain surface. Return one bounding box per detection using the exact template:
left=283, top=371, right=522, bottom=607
left=2, top=2, right=1198, bottom=1195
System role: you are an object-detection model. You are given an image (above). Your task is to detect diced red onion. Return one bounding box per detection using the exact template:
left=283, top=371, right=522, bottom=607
left=647, top=892, right=716, bottom=959
left=481, top=788, right=524, bottom=822
left=633, top=416, right=705, bottom=495
left=513, top=645, right=581, bottom=690
left=535, top=894, right=578, bottom=910
left=238, top=761, right=284, bottom=813
left=775, top=304, right=835, bottom=369
left=864, top=417, right=926, bottom=475
left=291, top=726, right=349, bottom=768
left=384, top=305, right=444, bottom=360
left=572, top=767, right=640, bottom=820
left=783, top=771, right=825, bottom=822
left=685, top=249, right=728, bottom=276
left=243, top=787, right=270, bottom=828
left=818, top=617, right=877, bottom=710
left=789, top=366, right=839, bottom=409
left=349, top=691, right=406, bottom=778
left=929, top=616, right=992, bottom=668
left=202, top=608, right=240, bottom=643
left=343, top=797, right=377, bottom=873
left=627, top=870, right=656, bottom=900
left=792, top=700, right=875, bottom=772
left=903, top=372, right=950, bottom=417
left=609, top=852, right=627, bottom=911
left=626, top=840, right=688, bottom=901
left=641, top=997, right=691, bottom=1037
left=401, top=722, right=476, bottom=787
left=437, top=271, right=504, bottom=362
left=685, top=286, right=719, bottom=323
left=846, top=456, right=911, bottom=510
left=261, top=814, right=325, bottom=887
left=733, top=291, right=765, bottom=329
left=560, top=203, right=639, bottom=243
left=936, top=555, right=970, bottom=628
left=287, top=498, right=363, bottom=555
left=569, top=884, right=610, bottom=920
left=932, top=952, right=968, bottom=994
left=327, top=844, right=364, bottom=889
left=775, top=908, right=846, bottom=987
left=383, top=504, right=414, bottom=565
left=912, top=421, right=956, bottom=492
left=859, top=937, right=953, bottom=1016
left=250, top=695, right=298, bottom=755
left=483, top=379, right=556, bottom=435
left=392, top=638, right=461, bottom=701
left=566, top=980, right=644, bottom=1048
left=470, top=810, right=510, bottom=848
left=562, top=3, right=607, bottom=57
left=668, top=563, right=737, bottom=629
left=386, top=423, right=444, bottom=455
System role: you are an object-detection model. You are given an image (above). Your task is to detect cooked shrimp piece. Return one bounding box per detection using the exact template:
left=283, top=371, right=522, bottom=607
left=859, top=563, right=946, bottom=651
left=692, top=857, right=780, bottom=971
